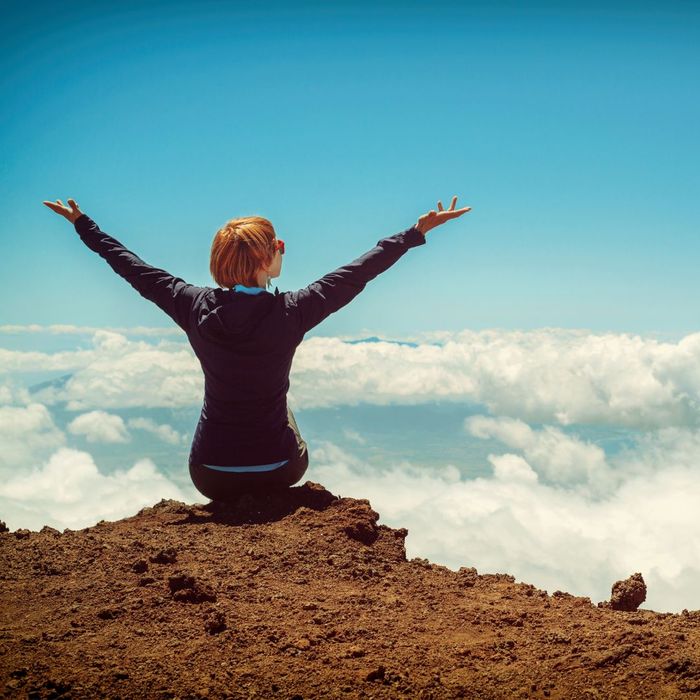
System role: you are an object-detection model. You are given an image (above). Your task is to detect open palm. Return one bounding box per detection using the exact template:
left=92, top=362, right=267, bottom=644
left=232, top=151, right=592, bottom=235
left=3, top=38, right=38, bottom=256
left=42, top=198, right=84, bottom=224
left=417, top=196, right=471, bottom=235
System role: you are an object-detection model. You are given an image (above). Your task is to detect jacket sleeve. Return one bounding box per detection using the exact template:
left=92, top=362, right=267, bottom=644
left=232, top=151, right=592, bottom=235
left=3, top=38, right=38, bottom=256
left=289, top=224, right=427, bottom=337
left=74, top=213, right=204, bottom=332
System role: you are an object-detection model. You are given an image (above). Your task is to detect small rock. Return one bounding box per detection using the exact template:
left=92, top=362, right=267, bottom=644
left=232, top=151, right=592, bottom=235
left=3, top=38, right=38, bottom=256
left=457, top=566, right=479, bottom=587
left=14, top=529, right=31, bottom=539
left=609, top=572, right=646, bottom=611
left=342, top=504, right=380, bottom=545
left=40, top=526, right=60, bottom=536
left=96, top=607, right=124, bottom=620
left=131, top=559, right=148, bottom=574
left=168, top=571, right=216, bottom=603
left=149, top=548, right=178, bottom=564
left=168, top=572, right=196, bottom=593
left=0, top=520, right=8, bottom=534
left=204, top=609, right=227, bottom=635
left=347, top=645, right=365, bottom=658
left=366, top=666, right=385, bottom=682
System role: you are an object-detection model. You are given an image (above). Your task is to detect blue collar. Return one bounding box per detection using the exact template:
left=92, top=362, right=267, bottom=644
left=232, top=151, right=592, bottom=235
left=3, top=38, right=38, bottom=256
left=233, top=284, right=267, bottom=295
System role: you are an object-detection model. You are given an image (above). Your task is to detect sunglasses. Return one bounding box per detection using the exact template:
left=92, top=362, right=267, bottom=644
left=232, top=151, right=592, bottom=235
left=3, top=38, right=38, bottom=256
left=274, top=238, right=285, bottom=255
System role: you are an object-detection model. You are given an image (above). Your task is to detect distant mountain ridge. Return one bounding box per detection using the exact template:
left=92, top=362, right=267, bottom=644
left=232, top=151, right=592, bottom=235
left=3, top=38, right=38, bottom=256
left=28, top=372, right=74, bottom=395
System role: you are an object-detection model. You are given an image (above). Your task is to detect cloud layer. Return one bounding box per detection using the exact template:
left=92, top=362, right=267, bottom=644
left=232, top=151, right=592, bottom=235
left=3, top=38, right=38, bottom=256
left=0, top=447, right=193, bottom=531
left=293, top=330, right=700, bottom=428
left=310, top=426, right=700, bottom=614
left=4, top=328, right=699, bottom=429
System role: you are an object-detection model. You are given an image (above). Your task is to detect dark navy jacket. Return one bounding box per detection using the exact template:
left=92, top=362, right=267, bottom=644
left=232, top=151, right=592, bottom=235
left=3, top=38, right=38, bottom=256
left=74, top=214, right=427, bottom=467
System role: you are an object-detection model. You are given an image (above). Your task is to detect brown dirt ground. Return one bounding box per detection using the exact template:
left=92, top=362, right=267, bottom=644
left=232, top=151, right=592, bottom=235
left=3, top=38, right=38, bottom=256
left=1, top=481, right=699, bottom=699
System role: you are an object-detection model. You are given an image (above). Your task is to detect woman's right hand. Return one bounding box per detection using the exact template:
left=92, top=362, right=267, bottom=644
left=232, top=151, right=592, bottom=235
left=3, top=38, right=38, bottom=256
left=42, top=198, right=84, bottom=224
left=416, top=196, right=471, bottom=235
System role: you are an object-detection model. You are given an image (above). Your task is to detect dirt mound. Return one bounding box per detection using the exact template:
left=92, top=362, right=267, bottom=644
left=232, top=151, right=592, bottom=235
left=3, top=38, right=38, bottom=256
left=1, top=481, right=700, bottom=699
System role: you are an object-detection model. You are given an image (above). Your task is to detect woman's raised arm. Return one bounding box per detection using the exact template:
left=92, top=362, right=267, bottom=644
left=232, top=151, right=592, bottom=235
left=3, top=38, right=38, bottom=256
left=289, top=196, right=471, bottom=339
left=43, top=198, right=204, bottom=332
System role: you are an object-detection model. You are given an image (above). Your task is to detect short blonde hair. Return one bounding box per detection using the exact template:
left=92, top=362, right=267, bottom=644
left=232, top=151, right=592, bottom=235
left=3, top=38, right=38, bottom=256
left=210, top=216, right=276, bottom=289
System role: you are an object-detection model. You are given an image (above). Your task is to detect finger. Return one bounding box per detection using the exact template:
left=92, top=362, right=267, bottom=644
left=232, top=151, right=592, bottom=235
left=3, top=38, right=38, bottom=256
left=449, top=195, right=457, bottom=211
left=68, top=198, right=79, bottom=209
left=438, top=207, right=471, bottom=220
left=43, top=200, right=71, bottom=217
left=437, top=201, right=444, bottom=212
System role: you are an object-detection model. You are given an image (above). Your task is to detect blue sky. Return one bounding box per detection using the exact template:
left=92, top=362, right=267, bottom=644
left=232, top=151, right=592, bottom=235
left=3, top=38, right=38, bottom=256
left=2, top=0, right=698, bottom=336
left=3, top=2, right=700, bottom=612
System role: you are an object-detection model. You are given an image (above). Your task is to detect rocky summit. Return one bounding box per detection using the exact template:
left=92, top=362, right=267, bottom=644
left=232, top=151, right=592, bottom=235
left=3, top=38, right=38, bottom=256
left=1, top=482, right=699, bottom=699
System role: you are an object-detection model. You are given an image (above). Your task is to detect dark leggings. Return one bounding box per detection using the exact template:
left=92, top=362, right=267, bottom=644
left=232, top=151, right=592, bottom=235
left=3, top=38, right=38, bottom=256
left=189, top=407, right=309, bottom=502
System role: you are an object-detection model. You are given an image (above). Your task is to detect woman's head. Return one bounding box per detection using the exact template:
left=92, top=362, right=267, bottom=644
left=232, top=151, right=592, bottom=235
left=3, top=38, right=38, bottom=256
left=210, top=215, right=283, bottom=289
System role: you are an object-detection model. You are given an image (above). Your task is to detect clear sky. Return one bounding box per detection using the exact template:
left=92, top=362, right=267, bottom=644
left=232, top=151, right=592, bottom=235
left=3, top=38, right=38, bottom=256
left=2, top=0, right=699, bottom=337
left=3, top=1, right=700, bottom=612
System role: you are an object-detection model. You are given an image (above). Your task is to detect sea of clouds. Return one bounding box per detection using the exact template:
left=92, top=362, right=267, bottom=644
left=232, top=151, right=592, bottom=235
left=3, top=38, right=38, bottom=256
left=2, top=324, right=700, bottom=612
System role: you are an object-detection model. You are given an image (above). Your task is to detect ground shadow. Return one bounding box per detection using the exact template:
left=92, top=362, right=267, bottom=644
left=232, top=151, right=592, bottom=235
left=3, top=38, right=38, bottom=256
left=166, top=480, right=339, bottom=527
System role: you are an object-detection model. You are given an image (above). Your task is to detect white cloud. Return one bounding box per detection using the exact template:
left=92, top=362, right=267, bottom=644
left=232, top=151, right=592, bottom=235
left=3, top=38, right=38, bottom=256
left=489, top=453, right=538, bottom=483
left=342, top=428, right=366, bottom=445
left=4, top=326, right=700, bottom=429
left=127, top=417, right=184, bottom=445
left=309, top=432, right=700, bottom=614
left=0, top=346, right=98, bottom=374
left=68, top=410, right=130, bottom=443
left=0, top=403, right=66, bottom=476
left=466, top=415, right=615, bottom=494
left=291, top=330, right=700, bottom=428
left=0, top=381, right=31, bottom=406
left=0, top=447, right=194, bottom=531
left=27, top=331, right=202, bottom=409
left=0, top=323, right=183, bottom=337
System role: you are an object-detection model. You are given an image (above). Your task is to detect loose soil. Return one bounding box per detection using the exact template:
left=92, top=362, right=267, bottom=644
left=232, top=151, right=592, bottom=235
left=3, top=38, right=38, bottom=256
left=1, top=482, right=699, bottom=699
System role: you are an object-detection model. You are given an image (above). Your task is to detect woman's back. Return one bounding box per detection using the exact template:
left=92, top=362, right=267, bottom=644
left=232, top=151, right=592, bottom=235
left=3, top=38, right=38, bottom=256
left=186, top=285, right=302, bottom=466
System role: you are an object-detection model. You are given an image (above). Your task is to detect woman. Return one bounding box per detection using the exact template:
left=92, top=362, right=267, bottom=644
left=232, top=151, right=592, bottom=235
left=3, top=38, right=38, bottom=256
left=43, top=196, right=471, bottom=502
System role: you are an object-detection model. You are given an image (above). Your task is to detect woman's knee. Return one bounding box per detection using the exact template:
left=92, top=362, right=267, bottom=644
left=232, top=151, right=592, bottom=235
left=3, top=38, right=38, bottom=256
left=288, top=449, right=309, bottom=486
left=189, top=463, right=219, bottom=501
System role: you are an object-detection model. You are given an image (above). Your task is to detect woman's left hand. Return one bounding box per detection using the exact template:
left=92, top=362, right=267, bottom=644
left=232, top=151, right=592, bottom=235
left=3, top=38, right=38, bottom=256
left=42, top=198, right=84, bottom=224
left=416, top=196, right=471, bottom=235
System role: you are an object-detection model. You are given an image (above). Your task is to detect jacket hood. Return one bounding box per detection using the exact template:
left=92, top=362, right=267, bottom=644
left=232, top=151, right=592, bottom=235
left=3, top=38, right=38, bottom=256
left=196, top=288, right=280, bottom=344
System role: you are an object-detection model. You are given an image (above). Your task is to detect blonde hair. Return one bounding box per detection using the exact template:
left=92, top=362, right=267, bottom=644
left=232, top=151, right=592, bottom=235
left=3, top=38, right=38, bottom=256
left=210, top=216, right=277, bottom=289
